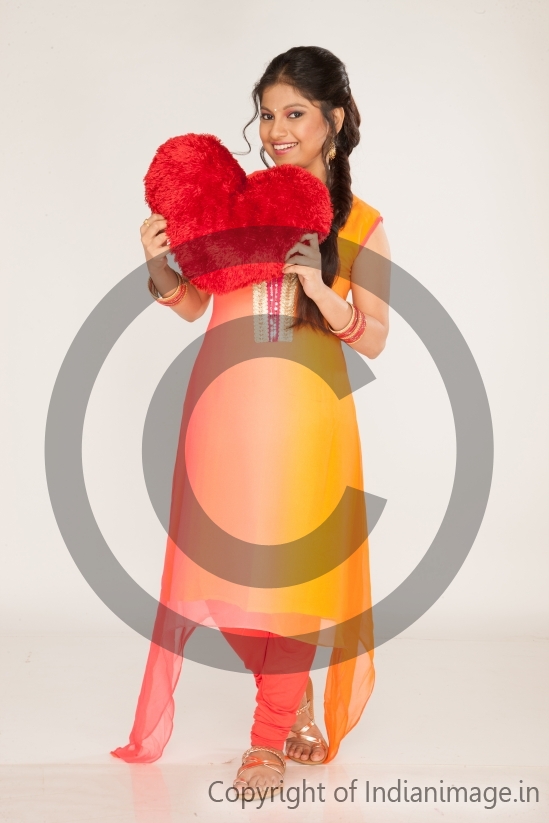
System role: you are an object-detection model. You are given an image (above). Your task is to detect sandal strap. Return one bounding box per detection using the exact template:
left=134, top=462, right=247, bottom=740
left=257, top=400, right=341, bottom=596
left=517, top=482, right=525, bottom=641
left=288, top=727, right=326, bottom=746
left=288, top=732, right=318, bottom=746
left=295, top=699, right=311, bottom=716
left=237, top=758, right=284, bottom=781
left=240, top=746, right=286, bottom=773
left=293, top=720, right=315, bottom=734
left=288, top=713, right=328, bottom=746
left=291, top=734, right=323, bottom=745
left=292, top=719, right=324, bottom=737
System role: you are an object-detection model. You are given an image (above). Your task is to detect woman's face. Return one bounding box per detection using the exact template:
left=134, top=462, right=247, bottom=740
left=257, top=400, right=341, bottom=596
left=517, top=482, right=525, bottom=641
left=259, top=83, right=342, bottom=182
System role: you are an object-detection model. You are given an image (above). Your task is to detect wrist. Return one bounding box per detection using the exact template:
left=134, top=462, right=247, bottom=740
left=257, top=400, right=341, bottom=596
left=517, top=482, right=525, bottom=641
left=310, top=282, right=332, bottom=307
left=147, top=258, right=172, bottom=277
left=148, top=270, right=188, bottom=306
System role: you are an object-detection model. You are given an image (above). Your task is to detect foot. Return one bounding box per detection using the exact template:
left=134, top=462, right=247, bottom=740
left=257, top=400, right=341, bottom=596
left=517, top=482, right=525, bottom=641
left=285, top=688, right=327, bottom=763
left=233, top=747, right=285, bottom=797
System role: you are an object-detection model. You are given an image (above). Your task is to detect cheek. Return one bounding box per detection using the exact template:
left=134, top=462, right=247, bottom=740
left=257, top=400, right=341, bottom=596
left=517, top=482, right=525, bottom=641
left=259, top=121, right=270, bottom=145
left=296, top=118, right=327, bottom=147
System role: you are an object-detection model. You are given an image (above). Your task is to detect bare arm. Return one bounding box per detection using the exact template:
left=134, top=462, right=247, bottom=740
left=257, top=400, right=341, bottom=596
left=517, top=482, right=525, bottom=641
left=141, top=213, right=212, bottom=321
left=346, top=221, right=390, bottom=358
left=282, top=222, right=391, bottom=358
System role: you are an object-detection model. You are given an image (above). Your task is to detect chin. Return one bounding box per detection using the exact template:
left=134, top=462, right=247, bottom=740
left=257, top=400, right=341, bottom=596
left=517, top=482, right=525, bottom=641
left=272, top=154, right=304, bottom=168
left=263, top=148, right=301, bottom=168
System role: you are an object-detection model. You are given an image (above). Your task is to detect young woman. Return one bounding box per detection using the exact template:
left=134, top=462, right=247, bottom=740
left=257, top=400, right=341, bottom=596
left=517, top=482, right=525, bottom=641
left=112, top=46, right=390, bottom=798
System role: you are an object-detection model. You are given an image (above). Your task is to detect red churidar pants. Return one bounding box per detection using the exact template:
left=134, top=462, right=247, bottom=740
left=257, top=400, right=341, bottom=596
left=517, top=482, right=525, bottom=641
left=220, top=628, right=317, bottom=750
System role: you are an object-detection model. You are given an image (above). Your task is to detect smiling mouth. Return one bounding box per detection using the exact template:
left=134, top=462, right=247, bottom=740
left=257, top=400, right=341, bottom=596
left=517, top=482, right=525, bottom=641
left=272, top=142, right=298, bottom=153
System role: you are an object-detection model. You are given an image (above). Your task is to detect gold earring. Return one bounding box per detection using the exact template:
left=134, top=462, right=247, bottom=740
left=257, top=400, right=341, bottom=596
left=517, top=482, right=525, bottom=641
left=327, top=140, right=337, bottom=162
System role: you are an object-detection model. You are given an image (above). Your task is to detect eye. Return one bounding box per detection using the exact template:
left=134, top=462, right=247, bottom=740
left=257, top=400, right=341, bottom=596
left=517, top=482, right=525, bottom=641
left=260, top=112, right=274, bottom=120
left=288, top=111, right=304, bottom=119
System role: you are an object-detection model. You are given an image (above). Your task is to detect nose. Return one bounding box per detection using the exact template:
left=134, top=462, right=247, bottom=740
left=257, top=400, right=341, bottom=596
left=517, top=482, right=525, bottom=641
left=268, top=114, right=290, bottom=142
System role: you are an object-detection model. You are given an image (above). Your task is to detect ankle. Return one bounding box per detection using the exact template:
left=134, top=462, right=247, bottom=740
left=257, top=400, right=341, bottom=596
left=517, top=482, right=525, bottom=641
left=251, top=738, right=286, bottom=754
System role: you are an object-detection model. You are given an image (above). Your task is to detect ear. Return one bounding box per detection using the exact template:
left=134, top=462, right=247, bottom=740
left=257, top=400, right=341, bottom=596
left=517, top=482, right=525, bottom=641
left=333, top=107, right=345, bottom=135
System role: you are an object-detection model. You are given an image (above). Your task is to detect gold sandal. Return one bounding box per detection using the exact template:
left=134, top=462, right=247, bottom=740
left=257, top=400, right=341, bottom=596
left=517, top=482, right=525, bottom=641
left=285, top=677, right=328, bottom=765
left=233, top=746, right=286, bottom=799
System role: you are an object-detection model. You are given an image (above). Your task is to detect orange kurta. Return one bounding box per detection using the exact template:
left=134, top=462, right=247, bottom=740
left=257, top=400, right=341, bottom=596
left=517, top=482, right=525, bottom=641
left=112, top=195, right=383, bottom=764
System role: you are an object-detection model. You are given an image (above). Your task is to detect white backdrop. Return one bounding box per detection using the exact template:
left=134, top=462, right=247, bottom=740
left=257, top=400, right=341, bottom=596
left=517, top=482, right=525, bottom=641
left=1, top=0, right=548, bottom=644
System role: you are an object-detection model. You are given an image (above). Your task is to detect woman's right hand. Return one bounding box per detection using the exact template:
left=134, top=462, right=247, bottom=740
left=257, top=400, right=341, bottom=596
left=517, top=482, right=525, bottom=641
left=140, top=213, right=171, bottom=273
left=139, top=212, right=211, bottom=320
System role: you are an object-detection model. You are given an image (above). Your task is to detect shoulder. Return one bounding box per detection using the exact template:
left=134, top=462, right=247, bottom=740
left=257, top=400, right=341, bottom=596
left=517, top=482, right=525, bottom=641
left=339, top=195, right=383, bottom=247
left=351, top=195, right=390, bottom=260
left=350, top=194, right=382, bottom=223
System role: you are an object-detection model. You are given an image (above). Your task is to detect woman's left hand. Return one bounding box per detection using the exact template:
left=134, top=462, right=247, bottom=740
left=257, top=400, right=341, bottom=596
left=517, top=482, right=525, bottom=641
left=282, top=233, right=327, bottom=303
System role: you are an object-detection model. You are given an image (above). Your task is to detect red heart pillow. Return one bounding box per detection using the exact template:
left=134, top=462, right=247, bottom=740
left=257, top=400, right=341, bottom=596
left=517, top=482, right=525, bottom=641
left=144, top=133, right=334, bottom=294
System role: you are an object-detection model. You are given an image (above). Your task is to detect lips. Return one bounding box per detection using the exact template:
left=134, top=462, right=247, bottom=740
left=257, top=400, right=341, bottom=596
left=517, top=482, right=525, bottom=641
left=272, top=142, right=298, bottom=154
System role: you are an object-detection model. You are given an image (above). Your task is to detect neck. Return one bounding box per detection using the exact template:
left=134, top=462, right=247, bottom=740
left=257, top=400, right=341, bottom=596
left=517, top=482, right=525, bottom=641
left=302, top=155, right=328, bottom=186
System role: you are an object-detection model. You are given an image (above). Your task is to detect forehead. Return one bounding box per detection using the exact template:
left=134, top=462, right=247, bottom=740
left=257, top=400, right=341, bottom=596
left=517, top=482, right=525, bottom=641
left=260, top=82, right=313, bottom=109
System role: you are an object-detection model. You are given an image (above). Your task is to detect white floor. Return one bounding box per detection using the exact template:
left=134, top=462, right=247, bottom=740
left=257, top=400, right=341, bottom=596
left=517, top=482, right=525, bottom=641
left=0, top=634, right=547, bottom=821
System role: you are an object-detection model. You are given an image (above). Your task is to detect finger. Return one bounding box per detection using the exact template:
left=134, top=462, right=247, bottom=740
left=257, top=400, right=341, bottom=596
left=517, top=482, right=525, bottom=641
left=147, top=235, right=171, bottom=257
left=285, top=241, right=316, bottom=259
left=282, top=264, right=317, bottom=278
left=141, top=226, right=167, bottom=243
left=152, top=233, right=171, bottom=251
left=283, top=254, right=320, bottom=269
left=285, top=242, right=315, bottom=260
left=140, top=215, right=167, bottom=234
left=144, top=218, right=167, bottom=231
left=141, top=235, right=170, bottom=254
left=284, top=243, right=301, bottom=259
left=299, top=232, right=320, bottom=249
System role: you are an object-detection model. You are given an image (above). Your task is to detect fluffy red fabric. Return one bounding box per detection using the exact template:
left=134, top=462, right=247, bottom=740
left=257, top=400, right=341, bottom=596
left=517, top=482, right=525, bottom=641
left=144, top=134, right=334, bottom=294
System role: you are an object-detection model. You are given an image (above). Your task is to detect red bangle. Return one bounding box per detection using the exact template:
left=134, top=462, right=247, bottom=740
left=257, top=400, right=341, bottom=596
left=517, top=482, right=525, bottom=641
left=332, top=306, right=366, bottom=345
left=341, top=310, right=362, bottom=339
left=342, top=311, right=367, bottom=344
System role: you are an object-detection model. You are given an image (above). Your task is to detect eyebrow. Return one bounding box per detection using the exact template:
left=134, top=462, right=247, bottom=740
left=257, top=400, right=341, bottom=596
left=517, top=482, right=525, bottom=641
left=260, top=103, right=308, bottom=112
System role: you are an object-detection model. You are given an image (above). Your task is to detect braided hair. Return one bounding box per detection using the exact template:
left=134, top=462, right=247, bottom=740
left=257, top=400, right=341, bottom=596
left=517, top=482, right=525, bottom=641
left=242, top=46, right=361, bottom=333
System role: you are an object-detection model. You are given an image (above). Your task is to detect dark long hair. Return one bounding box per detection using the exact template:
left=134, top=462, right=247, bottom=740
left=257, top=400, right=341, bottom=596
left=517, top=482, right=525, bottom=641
left=241, top=46, right=361, bottom=334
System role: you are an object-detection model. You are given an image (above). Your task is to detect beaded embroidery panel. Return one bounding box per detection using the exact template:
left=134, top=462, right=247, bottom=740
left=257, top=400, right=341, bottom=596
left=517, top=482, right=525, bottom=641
left=252, top=272, right=299, bottom=343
